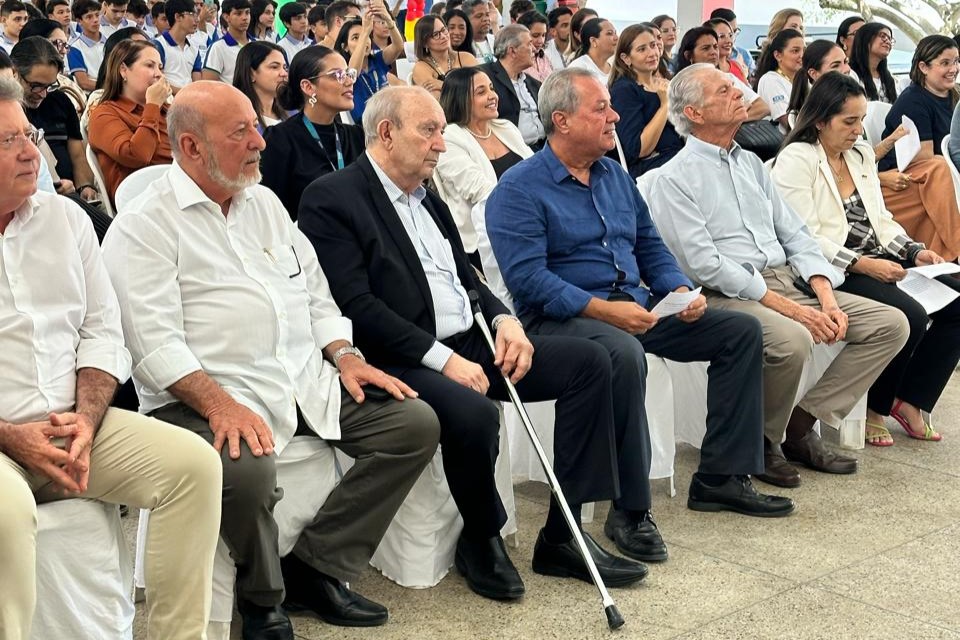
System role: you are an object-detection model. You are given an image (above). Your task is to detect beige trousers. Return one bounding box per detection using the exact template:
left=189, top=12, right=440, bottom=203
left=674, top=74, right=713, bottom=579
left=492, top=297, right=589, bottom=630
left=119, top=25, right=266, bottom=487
left=706, top=266, right=909, bottom=442
left=0, top=408, right=222, bottom=640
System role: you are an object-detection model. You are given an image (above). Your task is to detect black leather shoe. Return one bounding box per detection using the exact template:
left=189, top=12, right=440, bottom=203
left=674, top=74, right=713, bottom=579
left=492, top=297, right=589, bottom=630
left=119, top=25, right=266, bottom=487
left=781, top=429, right=858, bottom=475
left=604, top=510, right=668, bottom=562
left=455, top=534, right=525, bottom=600
left=754, top=441, right=802, bottom=488
left=237, top=599, right=294, bottom=640
left=281, top=555, right=388, bottom=627
left=688, top=474, right=795, bottom=518
left=531, top=528, right=648, bottom=587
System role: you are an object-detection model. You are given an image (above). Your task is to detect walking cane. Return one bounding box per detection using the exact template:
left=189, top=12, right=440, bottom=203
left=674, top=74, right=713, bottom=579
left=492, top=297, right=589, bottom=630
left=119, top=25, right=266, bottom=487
left=468, top=292, right=625, bottom=631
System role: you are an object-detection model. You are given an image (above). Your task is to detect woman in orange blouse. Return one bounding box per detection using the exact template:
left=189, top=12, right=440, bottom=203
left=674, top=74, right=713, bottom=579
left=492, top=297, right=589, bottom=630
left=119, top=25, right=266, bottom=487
left=88, top=39, right=173, bottom=206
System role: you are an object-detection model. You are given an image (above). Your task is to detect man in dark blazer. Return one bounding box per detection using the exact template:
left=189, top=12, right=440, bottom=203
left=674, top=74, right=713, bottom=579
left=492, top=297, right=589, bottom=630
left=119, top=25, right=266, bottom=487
left=298, top=86, right=650, bottom=603
left=479, top=24, right=545, bottom=149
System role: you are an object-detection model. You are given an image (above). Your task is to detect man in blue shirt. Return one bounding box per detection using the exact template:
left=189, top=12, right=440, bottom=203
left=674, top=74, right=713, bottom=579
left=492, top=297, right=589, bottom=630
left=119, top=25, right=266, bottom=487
left=486, top=69, right=795, bottom=558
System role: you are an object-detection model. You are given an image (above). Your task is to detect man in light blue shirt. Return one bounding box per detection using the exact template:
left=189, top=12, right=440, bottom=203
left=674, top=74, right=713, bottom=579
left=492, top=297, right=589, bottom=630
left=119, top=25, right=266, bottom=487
left=648, top=64, right=909, bottom=487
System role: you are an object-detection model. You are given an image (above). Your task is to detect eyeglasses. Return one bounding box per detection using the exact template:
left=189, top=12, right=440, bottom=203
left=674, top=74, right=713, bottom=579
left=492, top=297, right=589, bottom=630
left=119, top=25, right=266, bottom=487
left=309, top=68, right=358, bottom=84
left=732, top=27, right=741, bottom=36
left=879, top=33, right=896, bottom=44
left=0, top=127, right=44, bottom=151
left=50, top=38, right=69, bottom=53
left=178, top=10, right=199, bottom=17
left=23, top=79, right=61, bottom=94
left=430, top=26, right=448, bottom=40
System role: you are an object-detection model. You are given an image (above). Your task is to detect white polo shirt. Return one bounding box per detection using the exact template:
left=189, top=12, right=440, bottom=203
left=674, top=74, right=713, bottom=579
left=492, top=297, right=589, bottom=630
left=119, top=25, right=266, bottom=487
left=67, top=33, right=106, bottom=81
left=100, top=15, right=136, bottom=39
left=277, top=32, right=311, bottom=64
left=203, top=31, right=248, bottom=84
left=188, top=22, right=217, bottom=58
left=156, top=31, right=202, bottom=88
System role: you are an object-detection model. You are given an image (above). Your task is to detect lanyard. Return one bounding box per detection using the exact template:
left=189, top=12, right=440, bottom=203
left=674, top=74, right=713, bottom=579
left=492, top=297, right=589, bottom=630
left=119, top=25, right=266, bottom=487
left=302, top=114, right=344, bottom=171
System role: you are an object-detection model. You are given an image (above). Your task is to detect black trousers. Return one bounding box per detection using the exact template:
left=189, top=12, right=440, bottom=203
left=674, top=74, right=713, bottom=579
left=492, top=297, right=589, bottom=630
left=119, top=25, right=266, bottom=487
left=386, top=328, right=622, bottom=539
left=525, top=308, right=765, bottom=511
left=837, top=270, right=960, bottom=413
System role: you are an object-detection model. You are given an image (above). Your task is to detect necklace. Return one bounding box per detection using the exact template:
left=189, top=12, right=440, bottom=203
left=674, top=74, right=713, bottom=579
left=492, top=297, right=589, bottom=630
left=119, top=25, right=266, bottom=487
left=429, top=51, right=454, bottom=76
left=827, top=154, right=846, bottom=183
left=467, top=126, right=493, bottom=139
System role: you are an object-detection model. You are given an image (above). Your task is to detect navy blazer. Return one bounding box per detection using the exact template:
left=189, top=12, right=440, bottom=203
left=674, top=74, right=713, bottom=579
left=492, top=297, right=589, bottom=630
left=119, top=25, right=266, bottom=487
left=297, top=153, right=510, bottom=368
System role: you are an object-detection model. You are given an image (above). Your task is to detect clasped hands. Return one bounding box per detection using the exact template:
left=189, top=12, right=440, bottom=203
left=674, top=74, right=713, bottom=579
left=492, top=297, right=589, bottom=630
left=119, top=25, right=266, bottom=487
left=6, top=412, right=97, bottom=494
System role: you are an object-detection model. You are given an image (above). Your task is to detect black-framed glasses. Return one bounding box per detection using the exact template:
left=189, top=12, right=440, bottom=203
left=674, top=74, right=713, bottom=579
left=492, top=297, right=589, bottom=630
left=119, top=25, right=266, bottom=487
left=0, top=127, right=44, bottom=151
left=308, top=68, right=358, bottom=84
left=24, top=79, right=60, bottom=95
left=879, top=33, right=896, bottom=44
left=430, top=26, right=448, bottom=40
left=50, top=38, right=69, bottom=53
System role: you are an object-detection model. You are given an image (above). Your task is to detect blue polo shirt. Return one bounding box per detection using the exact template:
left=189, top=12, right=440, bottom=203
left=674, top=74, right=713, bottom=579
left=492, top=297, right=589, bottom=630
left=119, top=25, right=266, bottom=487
left=485, top=143, right=692, bottom=320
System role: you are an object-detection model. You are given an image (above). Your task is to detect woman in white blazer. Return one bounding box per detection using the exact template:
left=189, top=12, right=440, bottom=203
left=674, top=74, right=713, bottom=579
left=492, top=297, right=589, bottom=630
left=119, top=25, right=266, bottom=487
left=772, top=71, right=960, bottom=446
left=435, top=67, right=533, bottom=268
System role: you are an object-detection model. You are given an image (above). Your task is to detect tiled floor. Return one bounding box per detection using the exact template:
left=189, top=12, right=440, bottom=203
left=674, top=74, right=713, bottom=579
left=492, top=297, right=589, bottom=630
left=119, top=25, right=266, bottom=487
left=131, top=374, right=960, bottom=639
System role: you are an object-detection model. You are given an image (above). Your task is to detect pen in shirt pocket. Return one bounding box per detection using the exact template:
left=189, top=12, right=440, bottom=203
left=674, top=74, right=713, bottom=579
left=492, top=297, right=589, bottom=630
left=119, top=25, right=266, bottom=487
left=263, top=248, right=278, bottom=264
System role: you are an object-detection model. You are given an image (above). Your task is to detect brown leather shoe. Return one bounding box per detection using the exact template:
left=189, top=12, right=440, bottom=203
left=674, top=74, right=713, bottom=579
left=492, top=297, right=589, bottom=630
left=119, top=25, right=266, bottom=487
left=781, top=429, right=858, bottom=475
left=754, top=442, right=801, bottom=488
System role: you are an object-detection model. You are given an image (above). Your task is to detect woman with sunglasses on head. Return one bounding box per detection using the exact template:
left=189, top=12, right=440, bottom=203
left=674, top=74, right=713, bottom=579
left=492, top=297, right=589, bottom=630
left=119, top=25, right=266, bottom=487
left=848, top=22, right=898, bottom=103
left=261, top=46, right=364, bottom=219
left=232, top=40, right=288, bottom=131
left=772, top=71, right=960, bottom=446
left=335, top=8, right=403, bottom=122
left=412, top=14, right=476, bottom=98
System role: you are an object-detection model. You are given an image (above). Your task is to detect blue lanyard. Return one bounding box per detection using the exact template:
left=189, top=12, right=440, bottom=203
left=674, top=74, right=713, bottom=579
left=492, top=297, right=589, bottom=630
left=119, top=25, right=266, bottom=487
left=302, top=114, right=344, bottom=171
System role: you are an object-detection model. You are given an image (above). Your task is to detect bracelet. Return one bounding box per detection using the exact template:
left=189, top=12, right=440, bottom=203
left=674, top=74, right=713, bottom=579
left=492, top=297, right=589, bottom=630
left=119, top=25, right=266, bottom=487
left=332, top=345, right=365, bottom=369
left=491, top=314, right=521, bottom=332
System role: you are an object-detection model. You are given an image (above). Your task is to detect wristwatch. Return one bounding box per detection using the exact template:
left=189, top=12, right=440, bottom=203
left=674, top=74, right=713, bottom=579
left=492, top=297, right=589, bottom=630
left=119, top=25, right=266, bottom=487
left=332, top=346, right=365, bottom=369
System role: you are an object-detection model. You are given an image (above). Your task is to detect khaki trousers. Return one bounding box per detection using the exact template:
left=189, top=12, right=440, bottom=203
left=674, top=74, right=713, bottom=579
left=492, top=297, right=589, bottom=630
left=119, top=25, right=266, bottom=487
left=705, top=266, right=909, bottom=442
left=0, top=408, right=222, bottom=640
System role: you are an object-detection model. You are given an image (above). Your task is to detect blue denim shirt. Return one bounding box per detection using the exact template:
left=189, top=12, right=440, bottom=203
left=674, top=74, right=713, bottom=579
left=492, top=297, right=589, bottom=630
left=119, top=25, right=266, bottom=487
left=485, top=144, right=693, bottom=321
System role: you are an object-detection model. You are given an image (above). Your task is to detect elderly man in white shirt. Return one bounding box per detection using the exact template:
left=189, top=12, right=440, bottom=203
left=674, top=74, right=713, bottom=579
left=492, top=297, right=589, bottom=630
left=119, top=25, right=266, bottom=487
left=0, top=77, right=222, bottom=640
left=101, top=81, right=440, bottom=639
left=646, top=64, right=909, bottom=489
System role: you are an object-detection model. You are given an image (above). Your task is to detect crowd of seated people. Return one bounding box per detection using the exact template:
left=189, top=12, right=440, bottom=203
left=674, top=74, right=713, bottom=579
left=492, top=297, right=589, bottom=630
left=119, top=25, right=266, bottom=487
left=5, top=2, right=960, bottom=639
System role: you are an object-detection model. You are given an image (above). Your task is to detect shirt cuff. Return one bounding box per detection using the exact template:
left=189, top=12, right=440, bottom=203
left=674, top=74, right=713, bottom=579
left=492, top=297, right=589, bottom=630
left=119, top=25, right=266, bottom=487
left=135, top=341, right=204, bottom=393
left=76, top=339, right=132, bottom=384
left=737, top=265, right=768, bottom=301
left=420, top=340, right=454, bottom=373
left=831, top=247, right=859, bottom=272
left=794, top=260, right=844, bottom=289
left=313, top=316, right=352, bottom=351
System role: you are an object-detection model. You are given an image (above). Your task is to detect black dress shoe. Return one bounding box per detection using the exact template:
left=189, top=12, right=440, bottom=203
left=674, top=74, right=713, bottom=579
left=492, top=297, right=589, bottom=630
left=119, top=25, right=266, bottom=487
left=280, top=555, right=388, bottom=627
left=754, top=441, right=801, bottom=488
left=531, top=528, right=648, bottom=587
left=454, top=534, right=525, bottom=600
left=781, top=429, right=858, bottom=475
left=237, top=599, right=294, bottom=640
left=604, top=510, right=668, bottom=562
left=688, top=474, right=795, bottom=518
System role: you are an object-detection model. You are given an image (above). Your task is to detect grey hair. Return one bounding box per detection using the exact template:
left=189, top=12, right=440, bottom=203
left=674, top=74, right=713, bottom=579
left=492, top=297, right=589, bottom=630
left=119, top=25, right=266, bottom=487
left=538, top=67, right=595, bottom=137
left=493, top=24, right=529, bottom=59
left=667, top=63, right=712, bottom=137
left=166, top=100, right=206, bottom=160
left=0, top=76, right=24, bottom=103
left=461, top=0, right=488, bottom=14
left=362, top=85, right=434, bottom=146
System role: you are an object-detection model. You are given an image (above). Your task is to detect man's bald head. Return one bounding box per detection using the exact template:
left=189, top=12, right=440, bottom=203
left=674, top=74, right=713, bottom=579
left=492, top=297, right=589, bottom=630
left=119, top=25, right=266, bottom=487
left=168, top=81, right=251, bottom=157
left=362, top=85, right=440, bottom=147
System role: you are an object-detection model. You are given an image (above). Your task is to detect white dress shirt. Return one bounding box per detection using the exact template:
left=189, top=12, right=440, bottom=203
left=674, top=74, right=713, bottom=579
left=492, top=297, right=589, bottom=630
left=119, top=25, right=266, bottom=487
left=367, top=153, right=473, bottom=371
left=101, top=162, right=350, bottom=452
left=647, top=134, right=843, bottom=301
left=0, top=192, right=131, bottom=425
left=543, top=39, right=566, bottom=72
left=512, top=73, right=545, bottom=145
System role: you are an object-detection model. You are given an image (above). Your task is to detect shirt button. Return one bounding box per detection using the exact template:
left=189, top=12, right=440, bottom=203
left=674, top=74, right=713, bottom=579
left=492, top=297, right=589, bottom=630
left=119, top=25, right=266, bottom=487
left=602, top=241, right=607, bottom=247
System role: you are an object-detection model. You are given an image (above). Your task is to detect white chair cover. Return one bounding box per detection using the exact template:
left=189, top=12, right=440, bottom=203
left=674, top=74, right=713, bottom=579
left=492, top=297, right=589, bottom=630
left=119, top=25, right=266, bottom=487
left=941, top=134, right=960, bottom=198
left=395, top=59, right=415, bottom=84
left=84, top=144, right=115, bottom=217
left=33, top=499, right=134, bottom=640
left=863, top=101, right=893, bottom=148
left=114, top=165, right=172, bottom=213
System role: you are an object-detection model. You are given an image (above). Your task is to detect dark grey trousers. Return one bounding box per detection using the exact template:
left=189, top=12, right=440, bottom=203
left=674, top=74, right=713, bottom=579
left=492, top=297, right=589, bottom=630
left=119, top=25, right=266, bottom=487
left=151, top=387, right=440, bottom=606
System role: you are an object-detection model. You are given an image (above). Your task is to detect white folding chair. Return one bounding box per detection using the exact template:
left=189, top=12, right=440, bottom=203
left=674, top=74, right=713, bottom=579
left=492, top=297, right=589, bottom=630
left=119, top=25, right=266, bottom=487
left=114, top=165, right=171, bottom=213
left=941, top=134, right=960, bottom=197
left=84, top=144, right=115, bottom=217
left=863, top=101, right=892, bottom=147
left=395, top=58, right=415, bottom=84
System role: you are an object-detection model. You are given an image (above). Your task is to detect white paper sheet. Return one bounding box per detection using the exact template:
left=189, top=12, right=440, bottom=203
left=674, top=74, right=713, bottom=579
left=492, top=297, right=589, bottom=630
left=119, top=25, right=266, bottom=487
left=910, top=262, right=960, bottom=278
left=895, top=115, right=921, bottom=173
left=650, top=287, right=702, bottom=318
left=896, top=271, right=959, bottom=314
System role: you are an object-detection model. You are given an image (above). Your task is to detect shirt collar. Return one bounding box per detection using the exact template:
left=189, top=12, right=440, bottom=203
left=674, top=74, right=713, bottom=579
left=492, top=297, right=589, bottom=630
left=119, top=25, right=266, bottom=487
left=540, top=141, right=609, bottom=185
left=169, top=160, right=254, bottom=213
left=9, top=194, right=40, bottom=234
left=284, top=33, right=307, bottom=45
left=684, top=133, right=743, bottom=165
left=222, top=31, right=241, bottom=46
left=160, top=30, right=179, bottom=46
left=77, top=32, right=105, bottom=46
left=366, top=152, right=427, bottom=206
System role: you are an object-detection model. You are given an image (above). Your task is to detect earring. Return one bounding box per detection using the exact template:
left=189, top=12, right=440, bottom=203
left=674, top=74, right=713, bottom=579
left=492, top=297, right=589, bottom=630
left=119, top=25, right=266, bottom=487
left=308, top=94, right=317, bottom=107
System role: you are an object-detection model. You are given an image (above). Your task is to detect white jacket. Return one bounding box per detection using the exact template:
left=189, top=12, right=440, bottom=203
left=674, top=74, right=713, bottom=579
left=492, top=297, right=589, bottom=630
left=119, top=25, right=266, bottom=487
left=771, top=140, right=911, bottom=264
left=433, top=119, right=533, bottom=253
